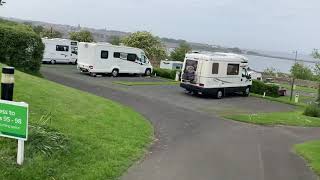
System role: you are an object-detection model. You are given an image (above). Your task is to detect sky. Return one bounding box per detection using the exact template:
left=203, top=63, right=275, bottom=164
left=0, top=0, right=319, bottom=53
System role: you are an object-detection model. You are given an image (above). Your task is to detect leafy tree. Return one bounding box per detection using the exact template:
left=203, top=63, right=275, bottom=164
left=290, top=63, right=313, bottom=80
left=40, top=28, right=63, bottom=38
left=109, top=36, right=121, bottom=45
left=69, top=30, right=94, bottom=42
left=312, top=49, right=320, bottom=59
left=32, top=25, right=45, bottom=35
left=263, top=67, right=277, bottom=77
left=313, top=49, right=320, bottom=102
left=121, top=31, right=167, bottom=65
left=170, top=42, right=192, bottom=61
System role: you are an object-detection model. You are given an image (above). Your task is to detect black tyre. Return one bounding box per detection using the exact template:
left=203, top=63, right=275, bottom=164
left=112, top=69, right=119, bottom=77
left=243, top=87, right=250, bottom=97
left=89, top=72, right=97, bottom=77
left=145, top=69, right=151, bottom=76
left=216, top=89, right=223, bottom=99
left=50, top=60, right=56, bottom=64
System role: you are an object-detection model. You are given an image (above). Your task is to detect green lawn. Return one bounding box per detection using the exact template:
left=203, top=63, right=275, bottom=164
left=295, top=141, right=320, bottom=176
left=251, top=93, right=308, bottom=107
left=224, top=111, right=320, bottom=127
left=0, top=68, right=153, bottom=179
left=113, top=81, right=179, bottom=86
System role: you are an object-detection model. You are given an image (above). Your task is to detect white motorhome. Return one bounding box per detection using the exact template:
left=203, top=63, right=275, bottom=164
left=42, top=38, right=78, bottom=64
left=160, top=60, right=183, bottom=70
left=77, top=42, right=153, bottom=77
left=180, top=52, right=252, bottom=98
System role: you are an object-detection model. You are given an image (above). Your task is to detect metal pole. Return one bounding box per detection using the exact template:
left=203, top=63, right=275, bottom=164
left=1, top=67, right=15, bottom=101
left=290, top=51, right=298, bottom=101
left=0, top=67, right=23, bottom=165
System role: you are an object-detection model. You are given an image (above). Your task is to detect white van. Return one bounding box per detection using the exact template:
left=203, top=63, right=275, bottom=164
left=42, top=38, right=78, bottom=64
left=180, top=52, right=252, bottom=98
left=77, top=42, right=153, bottom=77
left=160, top=60, right=183, bottom=70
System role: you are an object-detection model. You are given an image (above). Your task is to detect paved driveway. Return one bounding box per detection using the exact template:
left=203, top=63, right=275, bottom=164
left=41, top=65, right=320, bottom=180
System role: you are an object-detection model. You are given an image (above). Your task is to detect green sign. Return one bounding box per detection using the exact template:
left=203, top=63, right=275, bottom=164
left=0, top=100, right=28, bottom=140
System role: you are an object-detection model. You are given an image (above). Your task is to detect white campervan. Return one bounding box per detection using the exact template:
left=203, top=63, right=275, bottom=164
left=42, top=38, right=78, bottom=64
left=77, top=42, right=153, bottom=77
left=160, top=60, right=183, bottom=70
left=180, top=52, right=252, bottom=98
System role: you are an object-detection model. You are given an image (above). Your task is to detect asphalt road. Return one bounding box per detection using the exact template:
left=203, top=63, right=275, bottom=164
left=41, top=65, right=320, bottom=180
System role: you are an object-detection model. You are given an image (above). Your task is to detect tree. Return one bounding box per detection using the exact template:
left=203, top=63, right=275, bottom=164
left=312, top=49, right=320, bottom=59
left=290, top=63, right=313, bottom=80
left=69, top=30, right=94, bottom=42
left=109, top=36, right=121, bottom=45
left=40, top=28, right=63, bottom=38
left=170, top=42, right=192, bottom=61
left=32, top=25, right=45, bottom=35
left=121, top=31, right=167, bottom=65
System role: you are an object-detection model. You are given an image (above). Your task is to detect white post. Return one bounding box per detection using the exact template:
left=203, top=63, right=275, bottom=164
left=17, top=140, right=24, bottom=165
left=175, top=71, right=180, bottom=81
left=295, top=93, right=299, bottom=103
left=263, top=92, right=266, bottom=97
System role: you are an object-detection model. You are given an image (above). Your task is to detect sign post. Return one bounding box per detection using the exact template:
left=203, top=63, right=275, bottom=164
left=0, top=67, right=28, bottom=165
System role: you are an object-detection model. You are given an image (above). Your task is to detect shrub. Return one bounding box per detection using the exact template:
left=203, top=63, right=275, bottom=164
left=304, top=104, right=320, bottom=118
left=153, top=68, right=179, bottom=80
left=0, top=19, right=44, bottom=73
left=251, top=80, right=280, bottom=97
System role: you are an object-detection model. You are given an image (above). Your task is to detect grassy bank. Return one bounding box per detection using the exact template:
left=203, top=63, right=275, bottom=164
left=224, top=110, right=320, bottom=127
left=0, top=67, right=153, bottom=179
left=295, top=141, right=320, bottom=176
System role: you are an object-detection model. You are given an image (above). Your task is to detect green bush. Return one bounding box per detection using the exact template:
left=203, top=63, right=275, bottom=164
left=153, top=68, right=179, bottom=80
left=251, top=80, right=280, bottom=97
left=0, top=19, right=44, bottom=73
left=304, top=104, right=320, bottom=118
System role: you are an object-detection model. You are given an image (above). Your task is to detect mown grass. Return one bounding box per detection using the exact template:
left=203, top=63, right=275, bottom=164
left=113, top=81, right=179, bottom=86
left=251, top=93, right=308, bottom=107
left=295, top=141, right=320, bottom=176
left=0, top=67, right=153, bottom=179
left=224, top=110, right=320, bottom=127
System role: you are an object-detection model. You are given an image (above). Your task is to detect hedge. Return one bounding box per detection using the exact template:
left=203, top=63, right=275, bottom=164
left=153, top=68, right=180, bottom=80
left=251, top=80, right=280, bottom=97
left=0, top=19, right=44, bottom=73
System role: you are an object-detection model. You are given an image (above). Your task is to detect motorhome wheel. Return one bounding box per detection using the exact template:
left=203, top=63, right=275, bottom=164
left=243, top=87, right=250, bottom=97
left=217, top=90, right=223, bottom=99
left=145, top=69, right=151, bottom=76
left=112, top=69, right=119, bottom=77
left=50, top=60, right=56, bottom=64
left=89, top=72, right=97, bottom=77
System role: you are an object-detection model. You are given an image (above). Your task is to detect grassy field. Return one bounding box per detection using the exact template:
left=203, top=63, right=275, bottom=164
left=295, top=141, right=320, bottom=176
left=0, top=68, right=153, bottom=179
left=113, top=81, right=179, bottom=86
left=224, top=110, right=320, bottom=127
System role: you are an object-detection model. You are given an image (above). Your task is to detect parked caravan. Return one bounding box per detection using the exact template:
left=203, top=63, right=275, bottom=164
left=77, top=42, right=153, bottom=77
left=42, top=38, right=78, bottom=64
left=160, top=60, right=183, bottom=70
left=180, top=52, right=252, bottom=98
left=248, top=70, right=262, bottom=81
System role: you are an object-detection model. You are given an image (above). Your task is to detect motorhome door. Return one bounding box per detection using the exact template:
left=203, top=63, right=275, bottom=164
left=56, top=45, right=70, bottom=62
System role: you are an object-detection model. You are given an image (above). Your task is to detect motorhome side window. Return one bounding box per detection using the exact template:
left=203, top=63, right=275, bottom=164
left=127, top=54, right=137, bottom=62
left=227, top=64, right=239, bottom=75
left=114, top=52, right=120, bottom=58
left=212, top=63, right=219, bottom=74
left=101, top=51, right=109, bottom=59
left=56, top=45, right=69, bottom=52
